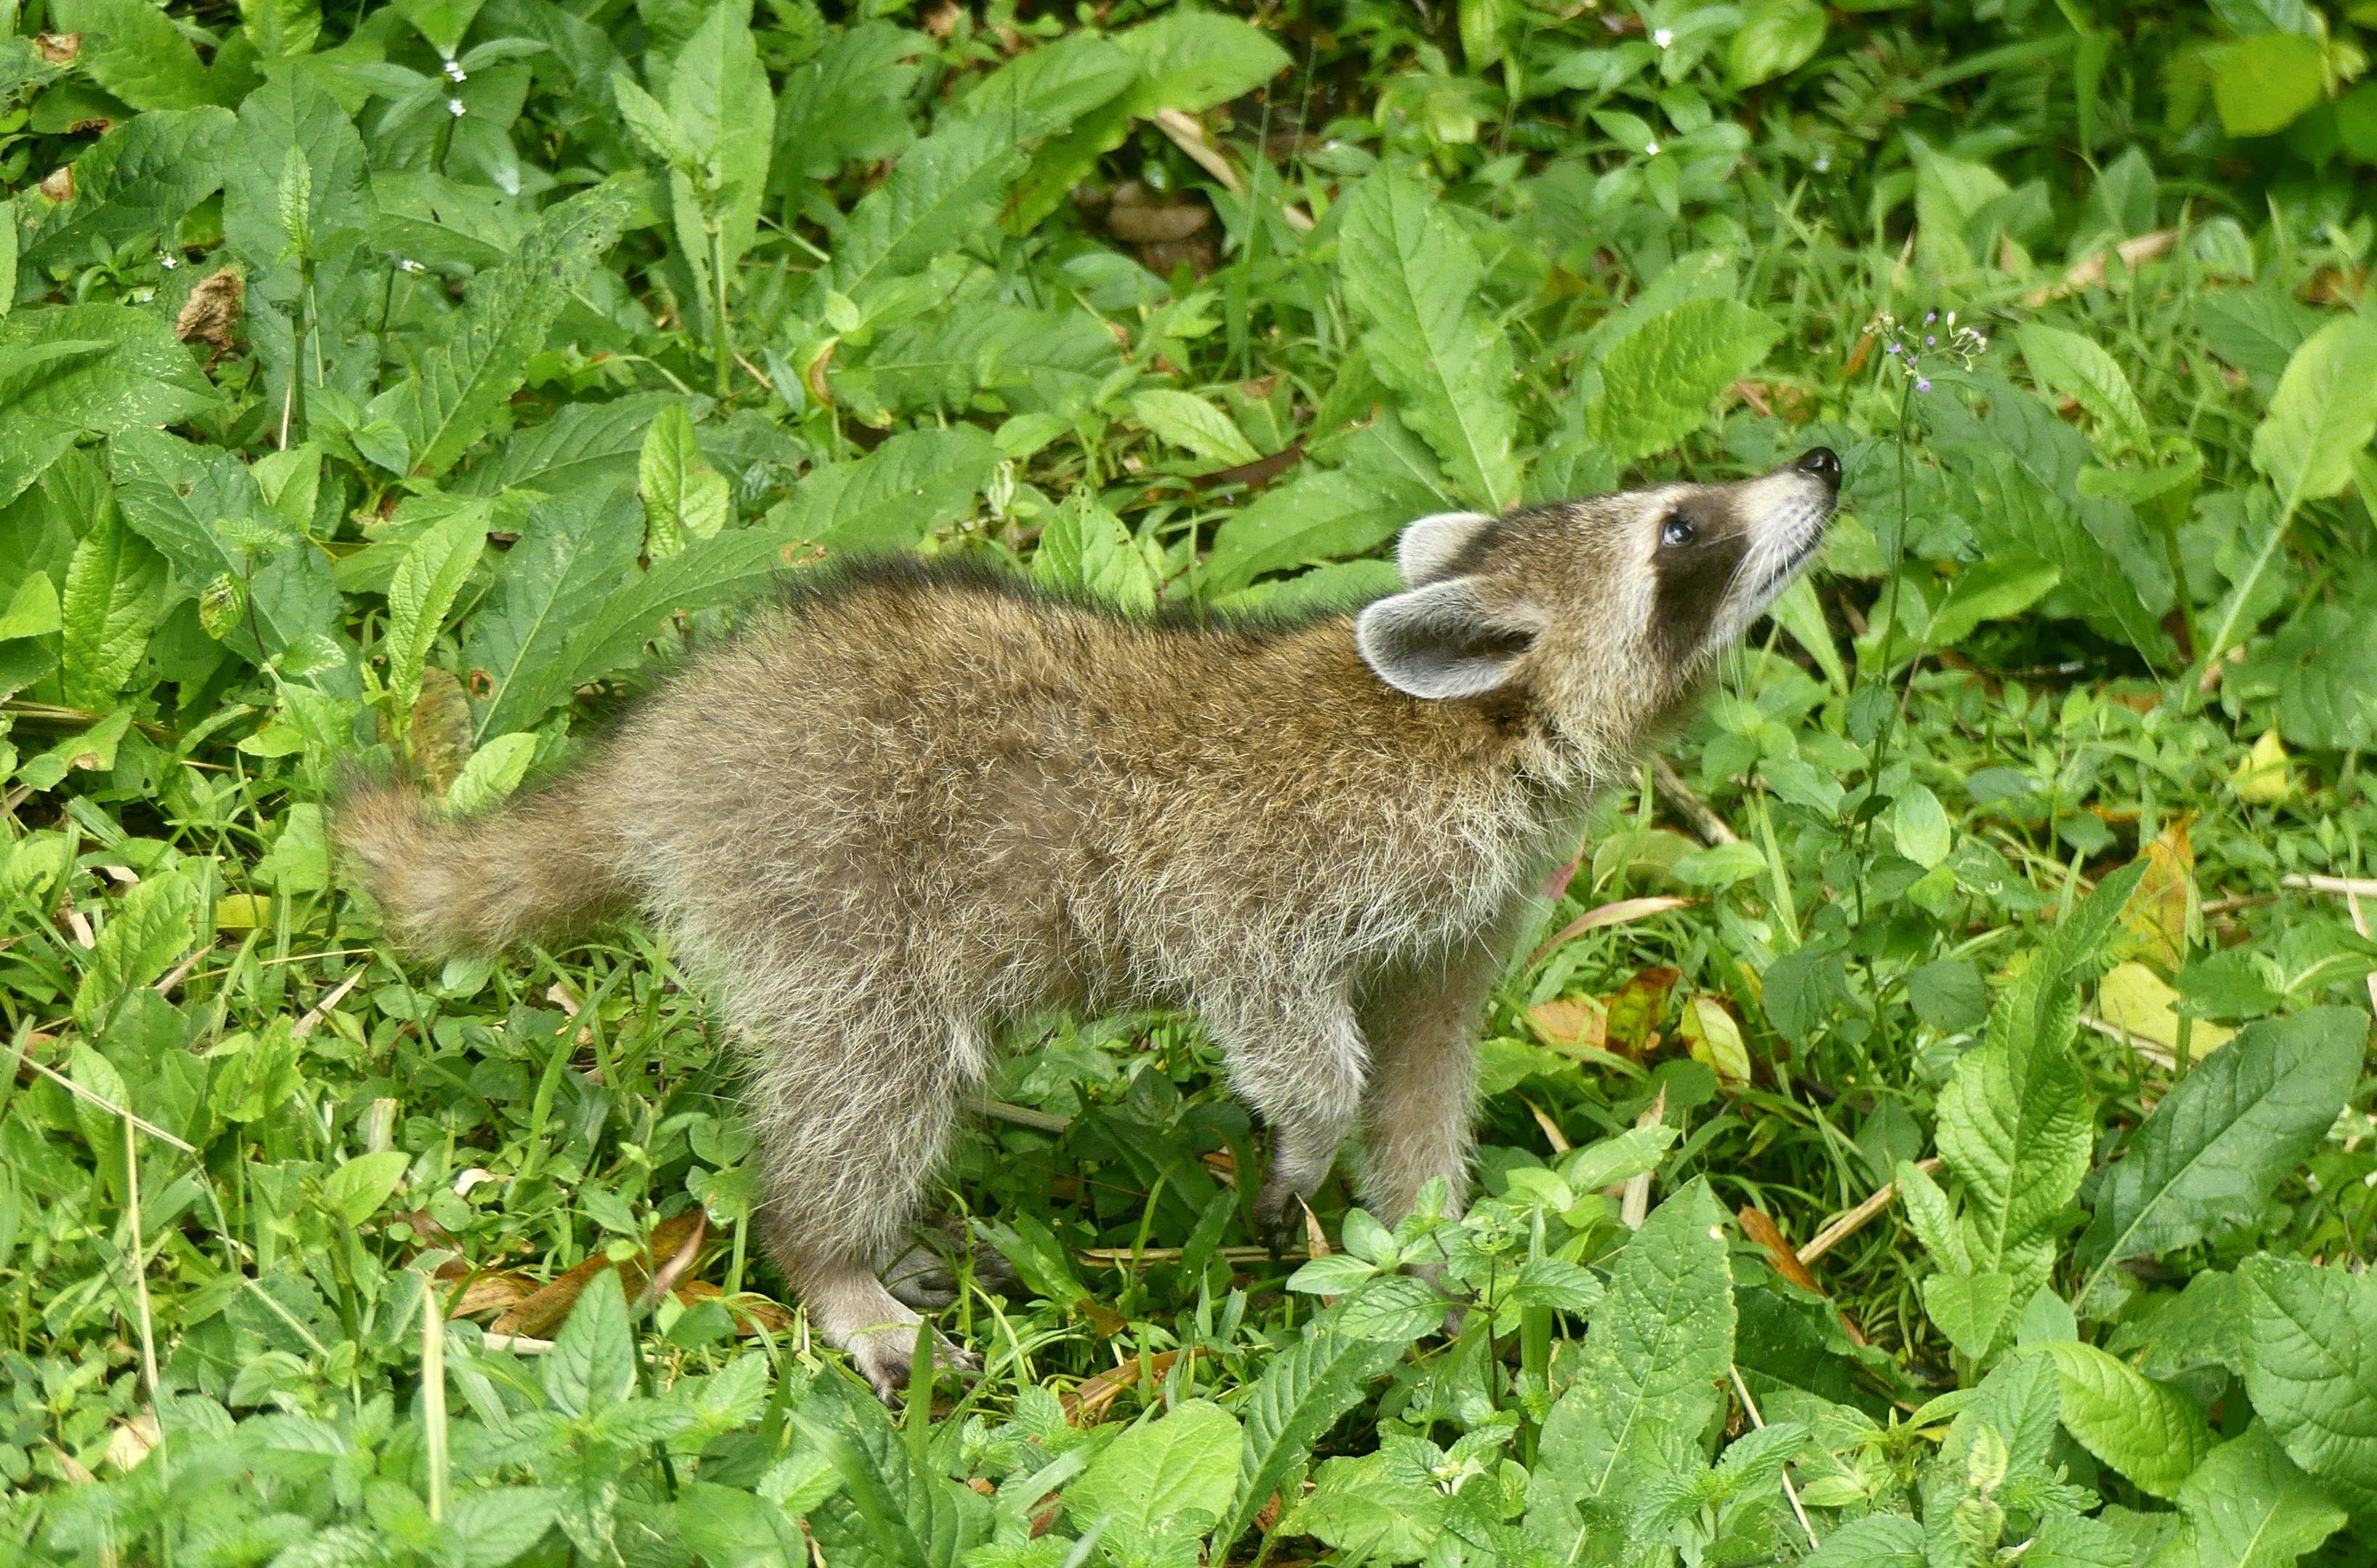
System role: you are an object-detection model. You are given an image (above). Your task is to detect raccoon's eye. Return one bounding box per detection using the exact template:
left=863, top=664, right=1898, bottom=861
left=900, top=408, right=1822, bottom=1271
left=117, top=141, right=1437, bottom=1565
left=1659, top=516, right=1697, bottom=548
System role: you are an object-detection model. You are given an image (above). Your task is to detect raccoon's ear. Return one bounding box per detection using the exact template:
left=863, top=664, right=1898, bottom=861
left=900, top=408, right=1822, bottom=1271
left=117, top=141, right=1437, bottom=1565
left=1356, top=579, right=1536, bottom=700
left=1397, top=511, right=1498, bottom=586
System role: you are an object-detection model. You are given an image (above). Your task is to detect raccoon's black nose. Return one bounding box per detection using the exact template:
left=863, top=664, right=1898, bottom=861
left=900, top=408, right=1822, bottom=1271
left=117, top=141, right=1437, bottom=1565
left=1794, top=447, right=1842, bottom=490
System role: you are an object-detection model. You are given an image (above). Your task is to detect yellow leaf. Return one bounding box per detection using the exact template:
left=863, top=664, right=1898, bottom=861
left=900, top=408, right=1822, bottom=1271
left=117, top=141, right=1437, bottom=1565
left=2231, top=729, right=2291, bottom=804
left=1677, top=994, right=1752, bottom=1086
left=214, top=893, right=272, bottom=930
left=1525, top=995, right=1608, bottom=1054
left=2118, top=818, right=2195, bottom=969
left=2097, top=962, right=2234, bottom=1061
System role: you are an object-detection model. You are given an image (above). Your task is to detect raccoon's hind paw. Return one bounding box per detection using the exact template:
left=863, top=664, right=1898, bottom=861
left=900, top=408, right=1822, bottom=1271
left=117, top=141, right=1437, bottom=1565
left=846, top=1325, right=981, bottom=1405
left=1252, top=1181, right=1310, bottom=1258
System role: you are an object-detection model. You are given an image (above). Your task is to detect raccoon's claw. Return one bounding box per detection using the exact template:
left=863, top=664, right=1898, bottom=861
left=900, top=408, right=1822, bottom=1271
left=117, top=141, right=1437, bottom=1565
left=877, top=1224, right=1024, bottom=1309
left=1252, top=1182, right=1306, bottom=1257
left=848, top=1327, right=980, bottom=1405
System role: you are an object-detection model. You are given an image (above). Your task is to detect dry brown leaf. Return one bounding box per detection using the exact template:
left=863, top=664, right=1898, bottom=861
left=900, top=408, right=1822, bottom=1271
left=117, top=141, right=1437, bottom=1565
left=1528, top=895, right=1697, bottom=967
left=1524, top=995, right=1607, bottom=1054
left=173, top=269, right=244, bottom=361
left=1062, top=1347, right=1193, bottom=1425
left=2118, top=817, right=2195, bottom=970
left=35, top=32, right=80, bottom=62
left=410, top=666, right=475, bottom=797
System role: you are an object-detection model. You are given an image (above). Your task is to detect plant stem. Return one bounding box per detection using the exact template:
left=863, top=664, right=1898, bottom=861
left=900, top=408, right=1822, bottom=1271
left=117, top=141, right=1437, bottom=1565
left=708, top=220, right=733, bottom=399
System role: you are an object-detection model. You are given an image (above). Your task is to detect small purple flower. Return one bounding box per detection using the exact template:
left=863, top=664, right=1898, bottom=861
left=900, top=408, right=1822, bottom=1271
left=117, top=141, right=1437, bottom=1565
left=1886, top=342, right=1901, bottom=354
left=1916, top=378, right=1932, bottom=392
left=1925, top=335, right=1936, bottom=345
left=1925, top=312, right=1937, bottom=324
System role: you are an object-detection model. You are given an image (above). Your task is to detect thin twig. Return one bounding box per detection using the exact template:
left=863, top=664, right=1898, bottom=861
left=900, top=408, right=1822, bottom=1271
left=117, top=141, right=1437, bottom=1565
left=2281, top=874, right=2377, bottom=897
left=151, top=950, right=204, bottom=998
left=124, top=1118, right=162, bottom=1401
left=1796, top=1158, right=1943, bottom=1267
left=1150, top=108, right=1315, bottom=231
left=1651, top=756, right=1738, bottom=845
left=639, top=1214, right=707, bottom=1310
left=980, top=1097, right=1070, bottom=1132
left=1731, top=1365, right=1820, bottom=1551
left=292, top=970, right=367, bottom=1039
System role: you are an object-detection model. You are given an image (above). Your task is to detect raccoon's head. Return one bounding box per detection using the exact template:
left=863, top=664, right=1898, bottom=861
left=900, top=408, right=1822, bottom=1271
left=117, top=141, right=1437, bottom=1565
left=1354, top=447, right=1840, bottom=744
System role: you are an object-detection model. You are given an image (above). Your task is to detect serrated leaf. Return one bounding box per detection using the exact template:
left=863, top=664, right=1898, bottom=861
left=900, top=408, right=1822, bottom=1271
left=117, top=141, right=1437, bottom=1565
left=2234, top=602, right=2377, bottom=750
left=1196, top=466, right=1437, bottom=599
left=1588, top=298, right=1784, bottom=463
left=829, top=121, right=1027, bottom=301
left=445, top=1487, right=563, bottom=1568
left=321, top=1149, right=411, bottom=1226
left=1116, top=10, right=1291, bottom=116
left=638, top=402, right=732, bottom=558
left=383, top=501, right=489, bottom=730
left=663, top=0, right=773, bottom=302
left=2036, top=1341, right=2214, bottom=1498
left=0, top=304, right=218, bottom=433
left=50, top=0, right=211, bottom=110
left=1922, top=1270, right=2018, bottom=1362
left=2081, top=1009, right=2363, bottom=1296
left=609, top=69, right=699, bottom=169
left=545, top=1273, right=637, bottom=1418
left=2251, top=317, right=2377, bottom=507
left=1526, top=1180, right=1734, bottom=1548
left=1336, top=170, right=1521, bottom=511
left=72, top=869, right=197, bottom=1033
left=2016, top=325, right=2151, bottom=458
left=19, top=107, right=237, bottom=273
left=1130, top=389, right=1263, bottom=468
left=772, top=22, right=922, bottom=184
left=460, top=481, right=643, bottom=740
left=2170, top=1423, right=2347, bottom=1568
left=962, top=33, right=1137, bottom=134
left=371, top=179, right=637, bottom=477
left=2240, top=1255, right=2377, bottom=1515
left=1799, top=1513, right=1925, bottom=1567
left=58, top=505, right=165, bottom=712
left=1031, top=490, right=1155, bottom=614
left=773, top=426, right=1000, bottom=555
left=1728, top=0, right=1826, bottom=88
left=1211, top=1323, right=1411, bottom=1553
left=1065, top=1400, right=1240, bottom=1538
left=222, top=72, right=376, bottom=283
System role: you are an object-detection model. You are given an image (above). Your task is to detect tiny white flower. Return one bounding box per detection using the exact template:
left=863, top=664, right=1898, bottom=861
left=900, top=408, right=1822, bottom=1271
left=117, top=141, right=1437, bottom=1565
left=1643, top=139, right=1661, bottom=155
left=161, top=254, right=179, bottom=269
left=1813, top=155, right=1830, bottom=172
left=1653, top=25, right=1674, bottom=46
left=443, top=58, right=467, bottom=81
left=447, top=97, right=466, bottom=117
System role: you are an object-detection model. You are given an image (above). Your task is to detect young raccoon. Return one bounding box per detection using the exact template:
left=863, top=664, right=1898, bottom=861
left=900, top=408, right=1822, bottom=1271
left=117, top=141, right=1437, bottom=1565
left=338, top=448, right=1840, bottom=1396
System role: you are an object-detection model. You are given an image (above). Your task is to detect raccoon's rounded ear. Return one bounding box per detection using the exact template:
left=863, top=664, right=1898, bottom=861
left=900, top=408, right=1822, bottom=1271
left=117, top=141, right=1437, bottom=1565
left=1396, top=511, right=1498, bottom=586
left=1356, top=579, right=1536, bottom=700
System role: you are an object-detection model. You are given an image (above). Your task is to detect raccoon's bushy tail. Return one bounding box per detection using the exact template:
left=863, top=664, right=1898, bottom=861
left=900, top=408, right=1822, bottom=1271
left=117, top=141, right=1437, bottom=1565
left=333, top=771, right=635, bottom=958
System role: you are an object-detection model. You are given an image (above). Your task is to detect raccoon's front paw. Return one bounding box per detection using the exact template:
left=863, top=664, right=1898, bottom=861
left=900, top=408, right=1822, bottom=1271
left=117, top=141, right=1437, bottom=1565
left=877, top=1220, right=1023, bottom=1309
left=846, top=1325, right=981, bottom=1405
left=1252, top=1181, right=1307, bottom=1257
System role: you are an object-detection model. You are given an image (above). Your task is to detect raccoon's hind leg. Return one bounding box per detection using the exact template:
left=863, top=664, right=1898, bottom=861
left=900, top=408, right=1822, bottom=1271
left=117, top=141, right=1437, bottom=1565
left=1355, top=934, right=1500, bottom=1226
left=1203, top=988, right=1369, bottom=1254
left=746, top=1012, right=988, bottom=1400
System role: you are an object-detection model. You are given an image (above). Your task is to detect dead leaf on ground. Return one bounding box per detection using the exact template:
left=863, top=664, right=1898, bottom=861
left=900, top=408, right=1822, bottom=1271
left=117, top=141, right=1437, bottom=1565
left=174, top=269, right=245, bottom=361
left=1604, top=966, right=1681, bottom=1058
left=2118, top=817, right=2195, bottom=969
left=1525, top=995, right=1607, bottom=1054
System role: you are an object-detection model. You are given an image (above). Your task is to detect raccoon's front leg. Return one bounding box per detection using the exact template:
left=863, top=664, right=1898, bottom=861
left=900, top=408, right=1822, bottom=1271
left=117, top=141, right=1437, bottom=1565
left=1355, top=933, right=1503, bottom=1227
left=1206, top=991, right=1370, bottom=1254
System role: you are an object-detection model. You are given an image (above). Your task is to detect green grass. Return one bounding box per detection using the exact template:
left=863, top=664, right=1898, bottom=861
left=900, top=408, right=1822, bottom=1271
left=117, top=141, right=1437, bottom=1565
left=4, top=0, right=2377, bottom=1562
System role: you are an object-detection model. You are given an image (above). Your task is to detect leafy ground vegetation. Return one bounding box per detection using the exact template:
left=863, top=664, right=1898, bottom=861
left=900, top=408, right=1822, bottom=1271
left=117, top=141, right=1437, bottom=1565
left=5, top=0, right=2377, bottom=1561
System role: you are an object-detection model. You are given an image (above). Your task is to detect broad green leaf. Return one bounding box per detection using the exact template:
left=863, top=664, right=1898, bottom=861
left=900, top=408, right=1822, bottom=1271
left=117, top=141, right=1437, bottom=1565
left=50, top=0, right=212, bottom=109
left=1196, top=466, right=1438, bottom=599
left=58, top=504, right=166, bottom=712
left=0, top=574, right=62, bottom=641
left=2251, top=317, right=2377, bottom=506
left=609, top=70, right=699, bottom=170
left=1116, top=10, right=1291, bottom=116
left=795, top=1372, right=991, bottom=1568
left=829, top=121, right=1027, bottom=301
left=1337, top=171, right=1521, bottom=511
left=2081, top=1010, right=2363, bottom=1296
left=1065, top=1400, right=1242, bottom=1539
left=72, top=869, right=197, bottom=1033
left=1922, top=1270, right=2018, bottom=1362
left=1896, top=1159, right=1972, bottom=1274
left=383, top=501, right=491, bottom=727
left=1769, top=573, right=1848, bottom=688
left=0, top=304, right=218, bottom=433
left=2168, top=1423, right=2347, bottom=1568
left=772, top=426, right=1000, bottom=555
left=1924, top=557, right=2062, bottom=649
left=2036, top=1341, right=2214, bottom=1498
left=371, top=179, right=637, bottom=477
left=771, top=22, right=921, bottom=184
left=961, top=33, right=1137, bottom=134
left=544, top=1274, right=638, bottom=1417
left=664, top=0, right=774, bottom=298
left=1890, top=784, right=1953, bottom=869
left=2240, top=1255, right=2377, bottom=1515
left=638, top=403, right=733, bottom=558
left=546, top=523, right=814, bottom=706
left=1130, top=389, right=1264, bottom=468
left=1284, top=1452, right=1446, bottom=1564
left=241, top=0, right=324, bottom=59
left=462, top=392, right=676, bottom=497
left=2016, top=325, right=2151, bottom=458
left=2233, top=602, right=2377, bottom=750
left=222, top=73, right=376, bottom=283
left=446, top=1488, right=565, bottom=1568
left=462, top=482, right=644, bottom=740
left=1337, top=1275, right=1453, bottom=1341
left=444, top=731, right=538, bottom=816
left=1587, top=298, right=1784, bottom=463
left=1728, top=0, right=1825, bottom=87
left=1526, top=1180, right=1734, bottom=1553
left=394, top=0, right=486, bottom=55
left=1032, top=490, right=1155, bottom=614
left=1211, top=1323, right=1412, bottom=1553
left=2211, top=33, right=2327, bottom=137
left=110, top=427, right=345, bottom=668
left=1800, top=1513, right=1925, bottom=1567
left=320, top=1149, right=411, bottom=1226
left=18, top=107, right=237, bottom=272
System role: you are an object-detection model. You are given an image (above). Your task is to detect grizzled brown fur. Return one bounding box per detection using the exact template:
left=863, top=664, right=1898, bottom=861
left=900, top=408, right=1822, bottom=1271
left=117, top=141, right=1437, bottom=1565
left=337, top=451, right=1840, bottom=1395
